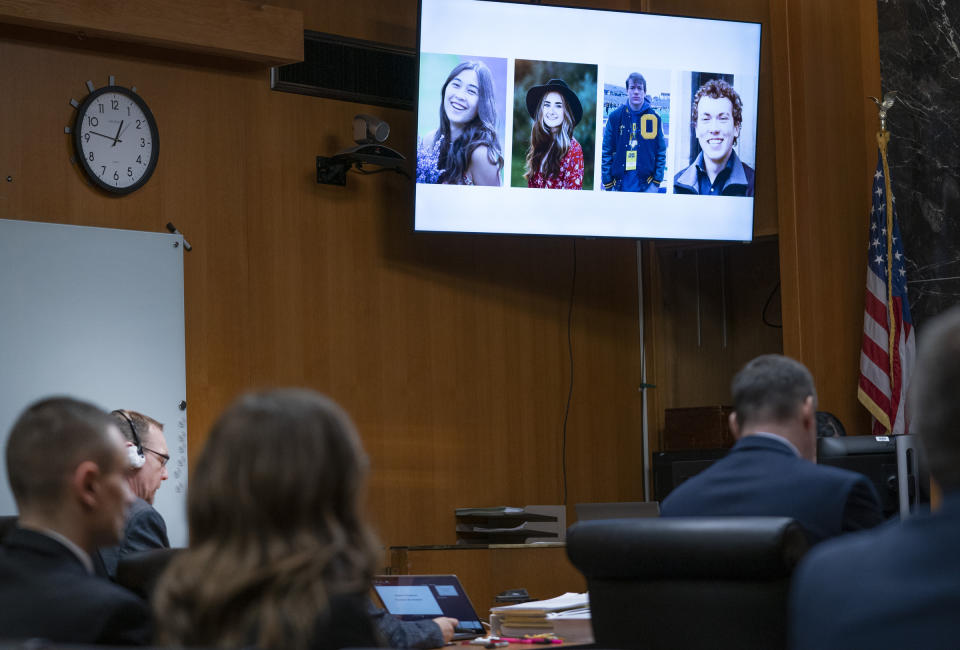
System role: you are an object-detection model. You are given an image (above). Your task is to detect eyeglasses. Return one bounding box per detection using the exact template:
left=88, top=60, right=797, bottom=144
left=142, top=446, right=170, bottom=467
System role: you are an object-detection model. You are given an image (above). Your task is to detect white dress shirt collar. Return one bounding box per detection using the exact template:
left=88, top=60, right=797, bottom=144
left=749, top=431, right=801, bottom=457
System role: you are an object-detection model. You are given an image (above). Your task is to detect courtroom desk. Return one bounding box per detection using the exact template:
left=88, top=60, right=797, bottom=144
left=449, top=641, right=589, bottom=650
left=388, top=544, right=587, bottom=615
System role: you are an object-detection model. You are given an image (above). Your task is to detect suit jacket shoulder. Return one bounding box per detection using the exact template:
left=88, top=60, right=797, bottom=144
left=99, top=497, right=169, bottom=578
left=791, top=495, right=960, bottom=649
left=0, top=527, right=153, bottom=645
left=660, top=436, right=882, bottom=544
left=124, top=499, right=170, bottom=550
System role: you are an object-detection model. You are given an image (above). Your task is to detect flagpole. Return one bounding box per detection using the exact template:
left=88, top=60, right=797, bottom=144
left=860, top=90, right=900, bottom=434
left=877, top=129, right=897, bottom=403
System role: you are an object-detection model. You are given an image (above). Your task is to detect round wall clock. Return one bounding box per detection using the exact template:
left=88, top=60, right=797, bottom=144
left=72, top=83, right=159, bottom=195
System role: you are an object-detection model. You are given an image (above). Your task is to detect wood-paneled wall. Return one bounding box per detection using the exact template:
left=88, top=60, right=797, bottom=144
left=0, top=0, right=303, bottom=63
left=0, top=1, right=645, bottom=548
left=0, top=0, right=884, bottom=547
left=645, top=240, right=784, bottom=445
left=771, top=0, right=882, bottom=434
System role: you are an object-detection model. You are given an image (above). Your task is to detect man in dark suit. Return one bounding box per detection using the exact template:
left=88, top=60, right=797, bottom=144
left=0, top=397, right=153, bottom=645
left=790, top=308, right=960, bottom=649
left=98, top=409, right=170, bottom=579
left=660, top=354, right=883, bottom=544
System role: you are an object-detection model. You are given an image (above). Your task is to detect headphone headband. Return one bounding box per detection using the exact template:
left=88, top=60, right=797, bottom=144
left=112, top=409, right=145, bottom=469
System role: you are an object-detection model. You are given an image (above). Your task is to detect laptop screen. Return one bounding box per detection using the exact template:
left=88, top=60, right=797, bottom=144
left=372, top=574, right=485, bottom=636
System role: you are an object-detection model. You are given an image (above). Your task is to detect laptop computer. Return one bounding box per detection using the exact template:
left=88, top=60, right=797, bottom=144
left=372, top=574, right=486, bottom=640
left=575, top=501, right=660, bottom=521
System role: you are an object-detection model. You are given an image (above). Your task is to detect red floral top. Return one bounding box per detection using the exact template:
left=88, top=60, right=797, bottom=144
left=527, top=139, right=584, bottom=190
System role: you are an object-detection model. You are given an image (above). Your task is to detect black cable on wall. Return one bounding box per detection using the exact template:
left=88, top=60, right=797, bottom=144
left=561, top=239, right=577, bottom=506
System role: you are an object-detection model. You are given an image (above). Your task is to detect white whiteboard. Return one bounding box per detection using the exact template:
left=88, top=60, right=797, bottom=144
left=0, top=218, right=188, bottom=547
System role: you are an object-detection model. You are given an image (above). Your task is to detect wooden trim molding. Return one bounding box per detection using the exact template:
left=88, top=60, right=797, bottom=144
left=0, top=0, right=303, bottom=65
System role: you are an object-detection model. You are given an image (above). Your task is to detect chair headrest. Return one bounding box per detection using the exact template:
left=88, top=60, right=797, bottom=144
left=116, top=547, right=182, bottom=599
left=567, top=516, right=809, bottom=579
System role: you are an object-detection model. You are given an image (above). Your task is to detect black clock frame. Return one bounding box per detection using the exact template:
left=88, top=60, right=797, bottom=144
left=73, top=85, right=160, bottom=196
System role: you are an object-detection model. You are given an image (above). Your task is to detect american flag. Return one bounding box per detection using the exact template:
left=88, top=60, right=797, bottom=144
left=857, top=146, right=915, bottom=435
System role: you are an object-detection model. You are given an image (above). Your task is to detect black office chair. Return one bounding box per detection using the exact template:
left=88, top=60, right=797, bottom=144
left=116, top=547, right=181, bottom=601
left=567, top=517, right=809, bottom=650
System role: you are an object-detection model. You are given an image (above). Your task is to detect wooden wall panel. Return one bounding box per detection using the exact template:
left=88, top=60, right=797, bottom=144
left=0, top=0, right=303, bottom=64
left=644, top=240, right=783, bottom=446
left=268, top=0, right=417, bottom=47
left=771, top=0, right=881, bottom=434
left=0, top=0, right=644, bottom=548
left=267, top=0, right=641, bottom=50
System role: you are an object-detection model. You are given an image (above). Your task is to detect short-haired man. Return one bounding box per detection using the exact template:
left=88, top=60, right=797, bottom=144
left=790, top=308, right=960, bottom=649
left=660, top=354, right=883, bottom=544
left=673, top=78, right=755, bottom=196
left=601, top=72, right=667, bottom=192
left=0, top=397, right=153, bottom=644
left=97, top=409, right=170, bottom=579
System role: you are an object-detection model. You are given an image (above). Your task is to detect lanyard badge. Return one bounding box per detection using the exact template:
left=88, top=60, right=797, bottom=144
left=626, top=121, right=638, bottom=171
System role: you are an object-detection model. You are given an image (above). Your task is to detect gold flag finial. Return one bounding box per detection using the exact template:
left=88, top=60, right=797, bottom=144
left=869, top=91, right=898, bottom=131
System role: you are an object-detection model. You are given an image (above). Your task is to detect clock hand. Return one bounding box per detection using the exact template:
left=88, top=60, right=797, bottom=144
left=88, top=130, right=119, bottom=141
left=111, top=120, right=124, bottom=147
left=118, top=120, right=134, bottom=139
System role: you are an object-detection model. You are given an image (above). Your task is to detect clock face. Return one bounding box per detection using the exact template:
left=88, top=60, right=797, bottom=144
left=73, top=86, right=159, bottom=195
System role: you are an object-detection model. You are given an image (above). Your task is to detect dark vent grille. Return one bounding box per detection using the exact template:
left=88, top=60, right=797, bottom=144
left=271, top=30, right=416, bottom=111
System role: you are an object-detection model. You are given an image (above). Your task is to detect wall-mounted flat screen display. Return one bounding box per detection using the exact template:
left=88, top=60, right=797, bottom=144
left=414, top=0, right=762, bottom=241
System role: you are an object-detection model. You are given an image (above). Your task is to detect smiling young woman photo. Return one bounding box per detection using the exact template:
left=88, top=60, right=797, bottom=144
left=523, top=78, right=584, bottom=190
left=416, top=60, right=503, bottom=186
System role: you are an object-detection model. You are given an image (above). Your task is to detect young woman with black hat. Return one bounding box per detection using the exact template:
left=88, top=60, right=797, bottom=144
left=523, top=78, right=584, bottom=190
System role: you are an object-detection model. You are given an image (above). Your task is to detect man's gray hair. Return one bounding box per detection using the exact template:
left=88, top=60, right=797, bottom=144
left=732, top=354, right=817, bottom=430
left=111, top=409, right=163, bottom=446
left=909, top=306, right=960, bottom=490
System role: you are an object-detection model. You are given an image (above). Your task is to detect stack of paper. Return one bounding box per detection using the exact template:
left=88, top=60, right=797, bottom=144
left=490, top=593, right=590, bottom=640
left=547, top=607, right=593, bottom=645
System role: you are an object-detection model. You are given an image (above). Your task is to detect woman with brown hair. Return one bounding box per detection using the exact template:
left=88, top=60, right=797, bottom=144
left=152, top=388, right=381, bottom=650
left=417, top=60, right=503, bottom=186
left=524, top=78, right=584, bottom=190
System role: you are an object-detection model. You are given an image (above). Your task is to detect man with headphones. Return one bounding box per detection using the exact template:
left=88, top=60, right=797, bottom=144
left=97, top=409, right=170, bottom=579
left=0, top=397, right=153, bottom=644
